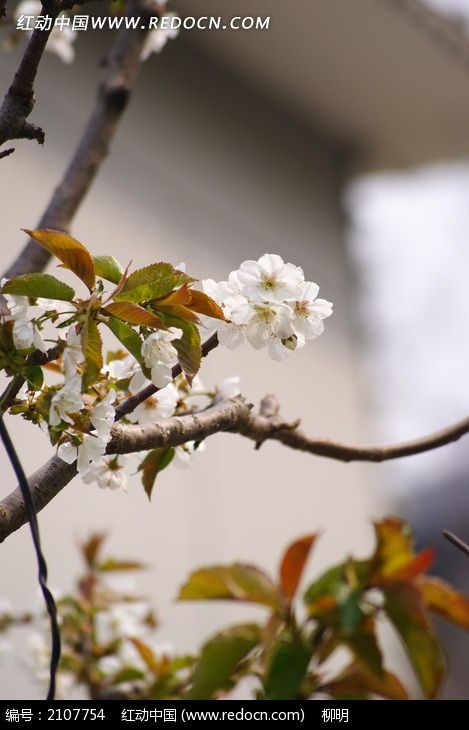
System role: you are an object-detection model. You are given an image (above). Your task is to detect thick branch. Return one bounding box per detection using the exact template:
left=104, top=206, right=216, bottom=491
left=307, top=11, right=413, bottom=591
left=0, top=455, right=76, bottom=543
left=111, top=396, right=469, bottom=462
left=109, top=398, right=253, bottom=454
left=3, top=392, right=469, bottom=543
left=2, top=0, right=156, bottom=280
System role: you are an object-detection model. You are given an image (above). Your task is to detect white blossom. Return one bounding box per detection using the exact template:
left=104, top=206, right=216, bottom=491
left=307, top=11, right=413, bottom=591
left=57, top=433, right=108, bottom=474
left=95, top=601, right=152, bottom=645
left=104, top=355, right=137, bottom=381
left=82, top=455, right=129, bottom=491
left=203, top=255, right=333, bottom=358
left=12, top=317, right=46, bottom=352
left=236, top=254, right=304, bottom=303
left=232, top=300, right=294, bottom=360
left=202, top=281, right=248, bottom=349
left=218, top=376, right=241, bottom=399
left=141, top=13, right=179, bottom=60
left=289, top=282, right=333, bottom=341
left=141, top=328, right=182, bottom=388
left=61, top=325, right=83, bottom=377
left=15, top=1, right=77, bottom=64
left=174, top=440, right=205, bottom=468
left=2, top=284, right=46, bottom=352
left=2, top=290, right=28, bottom=319
left=89, top=390, right=116, bottom=442
left=49, top=375, right=83, bottom=426
left=77, top=434, right=108, bottom=473
left=128, top=382, right=178, bottom=425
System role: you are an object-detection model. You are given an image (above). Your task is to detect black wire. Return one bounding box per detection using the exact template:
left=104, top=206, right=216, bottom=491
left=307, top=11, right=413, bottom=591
left=0, top=418, right=61, bottom=701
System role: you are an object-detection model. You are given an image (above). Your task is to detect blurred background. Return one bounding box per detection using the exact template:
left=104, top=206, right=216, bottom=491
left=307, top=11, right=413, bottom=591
left=1, top=0, right=469, bottom=698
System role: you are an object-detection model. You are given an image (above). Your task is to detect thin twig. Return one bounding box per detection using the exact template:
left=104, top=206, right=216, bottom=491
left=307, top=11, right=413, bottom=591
left=2, top=0, right=156, bottom=282
left=0, top=1, right=59, bottom=150
left=4, top=389, right=469, bottom=543
left=0, top=147, right=14, bottom=160
left=442, top=530, right=469, bottom=558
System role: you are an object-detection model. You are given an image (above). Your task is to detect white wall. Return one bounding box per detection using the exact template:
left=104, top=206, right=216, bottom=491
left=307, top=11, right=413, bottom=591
left=0, top=34, right=388, bottom=698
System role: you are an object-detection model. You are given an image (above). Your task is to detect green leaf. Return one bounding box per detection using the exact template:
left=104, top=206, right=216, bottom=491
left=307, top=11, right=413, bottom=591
left=105, top=301, right=166, bottom=329
left=93, top=255, right=125, bottom=284
left=81, top=317, right=103, bottom=389
left=158, top=313, right=201, bottom=384
left=279, top=534, right=317, bottom=601
left=344, top=616, right=383, bottom=679
left=2, top=273, right=75, bottom=301
left=264, top=632, right=311, bottom=700
left=115, top=263, right=191, bottom=303
left=178, top=564, right=281, bottom=609
left=98, top=559, right=146, bottom=572
left=105, top=316, right=147, bottom=374
left=24, top=228, right=96, bottom=292
left=112, top=667, right=146, bottom=684
left=185, top=624, right=260, bottom=699
left=24, top=365, right=44, bottom=391
left=138, top=448, right=175, bottom=499
left=320, top=662, right=409, bottom=700
left=383, top=581, right=445, bottom=698
left=419, top=576, right=469, bottom=629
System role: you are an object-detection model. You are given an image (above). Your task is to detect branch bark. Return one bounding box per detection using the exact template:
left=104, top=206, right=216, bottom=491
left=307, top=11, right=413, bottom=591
left=2, top=0, right=155, bottom=281
left=0, top=1, right=59, bottom=151
left=3, top=393, right=469, bottom=544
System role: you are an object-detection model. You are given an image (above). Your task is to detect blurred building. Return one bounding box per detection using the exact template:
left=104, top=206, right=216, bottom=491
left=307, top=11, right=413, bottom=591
left=1, top=0, right=469, bottom=698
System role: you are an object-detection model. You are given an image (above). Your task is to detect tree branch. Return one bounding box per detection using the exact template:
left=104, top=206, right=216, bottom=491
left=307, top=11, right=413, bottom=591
left=0, top=1, right=59, bottom=151
left=2, top=0, right=156, bottom=281
left=109, top=398, right=253, bottom=454
left=239, top=395, right=469, bottom=463
left=4, top=392, right=469, bottom=544
left=0, top=454, right=76, bottom=543
left=442, top=530, right=469, bottom=558
left=110, top=395, right=469, bottom=462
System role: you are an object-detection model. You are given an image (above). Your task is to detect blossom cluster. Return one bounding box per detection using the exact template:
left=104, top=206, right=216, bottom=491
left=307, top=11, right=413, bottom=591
left=203, top=254, right=333, bottom=361
left=2, top=284, right=239, bottom=492
left=1, top=232, right=331, bottom=498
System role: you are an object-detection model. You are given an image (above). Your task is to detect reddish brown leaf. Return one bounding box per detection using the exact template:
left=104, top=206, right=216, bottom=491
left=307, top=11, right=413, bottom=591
left=321, top=662, right=409, bottom=700
left=129, top=638, right=159, bottom=672
left=375, top=548, right=434, bottom=584
left=279, top=534, right=317, bottom=600
left=24, top=228, right=96, bottom=292
left=419, top=576, right=469, bottom=629
left=81, top=533, right=107, bottom=569
left=105, top=301, right=166, bottom=329
left=153, top=283, right=193, bottom=307
left=186, top=290, right=227, bottom=321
